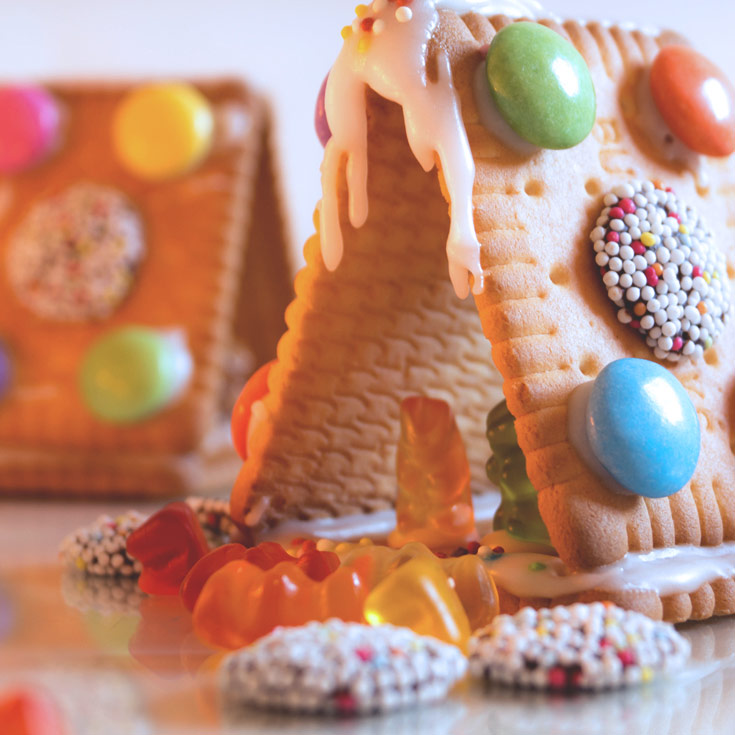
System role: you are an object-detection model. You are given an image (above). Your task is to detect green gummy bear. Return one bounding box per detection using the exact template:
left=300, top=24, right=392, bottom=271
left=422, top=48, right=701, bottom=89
left=486, top=400, right=550, bottom=545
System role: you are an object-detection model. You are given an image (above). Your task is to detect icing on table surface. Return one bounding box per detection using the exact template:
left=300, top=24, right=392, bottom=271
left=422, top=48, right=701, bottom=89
left=320, top=0, right=543, bottom=300
left=482, top=530, right=735, bottom=599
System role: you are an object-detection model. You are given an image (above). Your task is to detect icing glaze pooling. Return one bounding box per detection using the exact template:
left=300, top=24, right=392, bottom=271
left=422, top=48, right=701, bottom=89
left=321, top=0, right=542, bottom=299
left=485, top=539, right=735, bottom=599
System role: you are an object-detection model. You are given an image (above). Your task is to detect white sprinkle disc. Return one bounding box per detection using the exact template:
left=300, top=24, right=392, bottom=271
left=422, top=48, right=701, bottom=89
left=221, top=619, right=467, bottom=715
left=469, top=603, right=690, bottom=691
left=591, top=180, right=730, bottom=362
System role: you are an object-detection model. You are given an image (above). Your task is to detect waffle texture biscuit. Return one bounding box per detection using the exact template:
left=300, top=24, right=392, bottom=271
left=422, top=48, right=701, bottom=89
left=230, top=92, right=503, bottom=526
left=0, top=79, right=292, bottom=496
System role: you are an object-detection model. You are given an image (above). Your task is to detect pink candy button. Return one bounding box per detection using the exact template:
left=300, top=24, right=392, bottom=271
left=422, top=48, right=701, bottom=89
left=0, top=86, right=60, bottom=173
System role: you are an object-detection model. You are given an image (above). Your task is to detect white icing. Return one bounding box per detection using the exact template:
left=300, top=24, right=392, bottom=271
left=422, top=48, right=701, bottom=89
left=486, top=541, right=735, bottom=599
left=322, top=0, right=543, bottom=299
left=258, top=490, right=500, bottom=542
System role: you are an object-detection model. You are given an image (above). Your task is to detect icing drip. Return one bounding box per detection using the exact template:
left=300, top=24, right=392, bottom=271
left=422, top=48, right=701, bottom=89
left=484, top=536, right=735, bottom=599
left=321, top=0, right=543, bottom=299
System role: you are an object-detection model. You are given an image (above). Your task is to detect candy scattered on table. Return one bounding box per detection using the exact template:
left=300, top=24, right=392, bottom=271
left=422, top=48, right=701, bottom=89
left=185, top=496, right=242, bottom=547
left=364, top=556, right=471, bottom=652
left=112, top=82, right=214, bottom=180
left=389, top=396, right=476, bottom=551
left=79, top=326, right=193, bottom=423
left=469, top=603, right=690, bottom=692
left=0, top=85, right=61, bottom=173
left=6, top=183, right=144, bottom=322
left=583, top=358, right=700, bottom=498
left=486, top=400, right=550, bottom=544
left=220, top=619, right=467, bottom=715
left=591, top=180, right=730, bottom=361
left=484, top=22, right=595, bottom=149
left=192, top=555, right=371, bottom=649
left=0, top=687, right=65, bottom=735
left=59, top=511, right=145, bottom=577
left=126, top=502, right=210, bottom=595
left=650, top=45, right=735, bottom=157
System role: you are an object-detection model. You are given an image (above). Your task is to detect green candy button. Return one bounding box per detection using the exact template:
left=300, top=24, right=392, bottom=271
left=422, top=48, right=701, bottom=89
left=485, top=22, right=596, bottom=149
left=80, top=326, right=193, bottom=424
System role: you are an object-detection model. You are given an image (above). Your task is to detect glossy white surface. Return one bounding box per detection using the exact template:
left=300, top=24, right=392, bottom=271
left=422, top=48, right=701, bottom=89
left=1, top=499, right=735, bottom=735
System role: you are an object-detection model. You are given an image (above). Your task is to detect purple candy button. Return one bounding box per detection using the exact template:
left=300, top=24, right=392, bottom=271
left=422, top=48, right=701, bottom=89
left=0, top=341, right=11, bottom=400
left=314, top=73, right=331, bottom=147
left=0, top=85, right=60, bottom=173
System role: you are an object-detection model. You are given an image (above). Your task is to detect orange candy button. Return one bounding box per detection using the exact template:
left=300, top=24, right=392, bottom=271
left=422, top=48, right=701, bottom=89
left=650, top=45, right=735, bottom=157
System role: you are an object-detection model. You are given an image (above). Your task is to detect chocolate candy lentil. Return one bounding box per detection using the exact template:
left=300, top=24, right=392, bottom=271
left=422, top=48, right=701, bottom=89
left=590, top=180, right=730, bottom=361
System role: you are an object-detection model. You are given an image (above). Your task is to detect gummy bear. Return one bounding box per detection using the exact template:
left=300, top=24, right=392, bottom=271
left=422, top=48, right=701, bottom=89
left=364, top=556, right=471, bottom=652
left=441, top=553, right=499, bottom=631
left=486, top=400, right=550, bottom=545
left=389, top=396, right=476, bottom=551
left=192, top=558, right=370, bottom=649
left=126, top=502, right=210, bottom=595
left=0, top=688, right=64, bottom=735
left=180, top=544, right=251, bottom=611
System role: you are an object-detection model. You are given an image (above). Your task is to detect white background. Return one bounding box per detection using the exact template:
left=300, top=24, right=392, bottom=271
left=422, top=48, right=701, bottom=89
left=1, top=0, right=734, bottom=268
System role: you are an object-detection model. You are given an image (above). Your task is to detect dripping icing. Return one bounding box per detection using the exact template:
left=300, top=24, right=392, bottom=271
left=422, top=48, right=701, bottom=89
left=320, top=0, right=543, bottom=299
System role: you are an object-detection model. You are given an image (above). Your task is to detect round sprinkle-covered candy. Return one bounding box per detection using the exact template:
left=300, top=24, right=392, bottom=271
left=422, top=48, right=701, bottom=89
left=80, top=327, right=193, bottom=423
left=221, top=619, right=467, bottom=715
left=586, top=358, right=699, bottom=498
left=469, top=603, right=690, bottom=691
left=113, top=82, right=214, bottom=180
left=484, top=22, right=596, bottom=150
left=650, top=45, right=735, bottom=157
left=591, top=180, right=730, bottom=361
left=0, top=85, right=60, bottom=173
left=6, top=184, right=144, bottom=322
left=314, top=73, right=331, bottom=147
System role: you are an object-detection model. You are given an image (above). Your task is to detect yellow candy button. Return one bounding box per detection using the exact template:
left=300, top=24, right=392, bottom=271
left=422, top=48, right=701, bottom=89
left=113, top=82, right=213, bottom=180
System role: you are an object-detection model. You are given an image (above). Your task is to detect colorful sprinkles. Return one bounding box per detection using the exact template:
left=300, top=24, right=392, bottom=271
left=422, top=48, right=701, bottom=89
left=469, top=603, right=690, bottom=692
left=6, top=183, right=145, bottom=322
left=59, top=497, right=238, bottom=577
left=591, top=180, right=730, bottom=361
left=342, top=1, right=415, bottom=49
left=220, top=619, right=467, bottom=715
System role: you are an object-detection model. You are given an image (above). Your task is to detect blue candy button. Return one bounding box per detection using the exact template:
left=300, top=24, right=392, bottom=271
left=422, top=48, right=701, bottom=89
left=586, top=358, right=699, bottom=498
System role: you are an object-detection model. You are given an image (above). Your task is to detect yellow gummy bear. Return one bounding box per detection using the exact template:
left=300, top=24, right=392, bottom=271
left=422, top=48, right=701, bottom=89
left=364, top=556, right=472, bottom=652
left=113, top=82, right=213, bottom=180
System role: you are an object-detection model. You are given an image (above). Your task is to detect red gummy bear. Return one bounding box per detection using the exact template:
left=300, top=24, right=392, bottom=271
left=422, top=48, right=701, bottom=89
left=0, top=689, right=65, bottom=735
left=126, top=502, right=209, bottom=595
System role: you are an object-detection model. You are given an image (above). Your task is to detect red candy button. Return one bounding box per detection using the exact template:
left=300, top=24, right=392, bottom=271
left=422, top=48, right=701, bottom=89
left=0, top=86, right=60, bottom=173
left=126, top=502, right=210, bottom=595
left=230, top=360, right=276, bottom=460
left=650, top=45, right=735, bottom=157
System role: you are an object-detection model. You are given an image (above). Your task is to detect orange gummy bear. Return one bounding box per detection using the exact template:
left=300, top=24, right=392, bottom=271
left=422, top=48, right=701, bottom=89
left=389, top=396, right=476, bottom=552
left=192, top=556, right=371, bottom=649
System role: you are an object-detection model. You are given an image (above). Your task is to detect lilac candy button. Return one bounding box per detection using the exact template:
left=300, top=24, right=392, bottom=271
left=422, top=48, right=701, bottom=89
left=0, top=85, right=60, bottom=173
left=0, top=341, right=11, bottom=400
